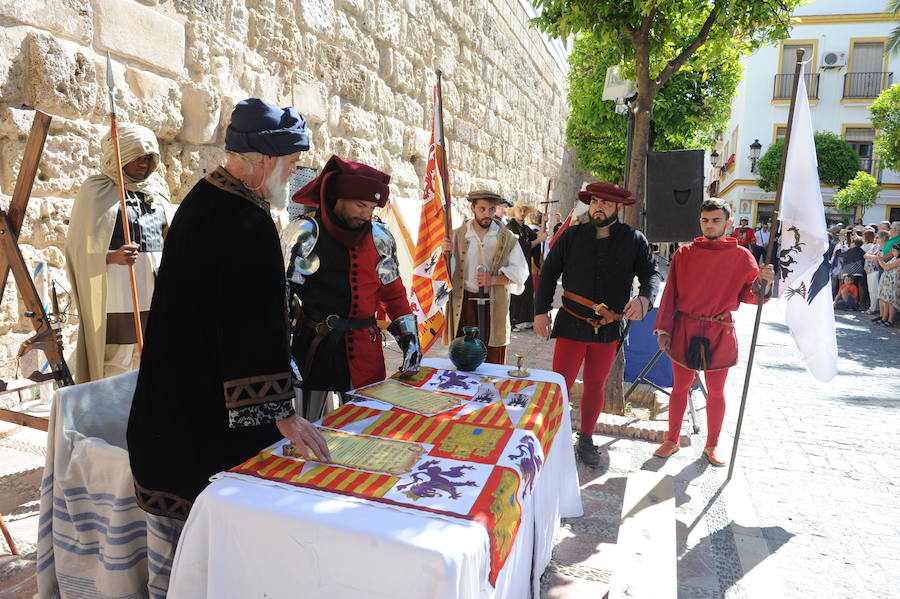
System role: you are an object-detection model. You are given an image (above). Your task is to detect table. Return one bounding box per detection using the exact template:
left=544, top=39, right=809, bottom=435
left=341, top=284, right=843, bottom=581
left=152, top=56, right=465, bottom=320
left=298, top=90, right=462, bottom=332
left=167, top=358, right=582, bottom=599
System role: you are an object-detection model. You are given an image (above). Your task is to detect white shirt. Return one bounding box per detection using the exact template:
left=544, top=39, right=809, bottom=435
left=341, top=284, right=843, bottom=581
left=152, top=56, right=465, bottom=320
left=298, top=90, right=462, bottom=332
left=461, top=220, right=529, bottom=295
left=756, top=229, right=770, bottom=247
left=106, top=251, right=161, bottom=313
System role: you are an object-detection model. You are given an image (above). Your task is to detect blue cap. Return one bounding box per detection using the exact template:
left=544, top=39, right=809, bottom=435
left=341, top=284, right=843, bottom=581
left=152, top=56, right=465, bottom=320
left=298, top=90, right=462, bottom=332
left=225, top=98, right=310, bottom=156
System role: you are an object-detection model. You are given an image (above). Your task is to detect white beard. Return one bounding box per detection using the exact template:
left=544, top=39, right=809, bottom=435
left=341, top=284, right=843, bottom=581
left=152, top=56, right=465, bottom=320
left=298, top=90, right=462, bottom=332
left=264, top=160, right=290, bottom=210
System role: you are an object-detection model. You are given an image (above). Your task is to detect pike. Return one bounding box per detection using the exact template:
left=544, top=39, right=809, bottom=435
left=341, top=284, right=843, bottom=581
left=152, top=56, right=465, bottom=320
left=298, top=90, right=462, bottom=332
left=105, top=53, right=144, bottom=355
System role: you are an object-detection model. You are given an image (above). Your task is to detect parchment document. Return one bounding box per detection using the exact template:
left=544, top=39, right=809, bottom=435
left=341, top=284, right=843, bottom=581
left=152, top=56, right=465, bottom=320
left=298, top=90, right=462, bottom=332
left=352, top=380, right=462, bottom=415
left=284, top=429, right=426, bottom=476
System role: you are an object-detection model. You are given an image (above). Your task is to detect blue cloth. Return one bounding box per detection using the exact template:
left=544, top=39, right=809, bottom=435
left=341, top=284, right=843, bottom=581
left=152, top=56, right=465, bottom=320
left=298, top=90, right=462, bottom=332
left=624, top=306, right=674, bottom=387
left=225, top=98, right=310, bottom=156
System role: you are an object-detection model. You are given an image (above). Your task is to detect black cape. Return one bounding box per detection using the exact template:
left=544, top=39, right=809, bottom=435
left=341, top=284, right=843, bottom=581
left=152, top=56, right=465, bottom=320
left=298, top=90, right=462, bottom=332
left=506, top=219, right=536, bottom=325
left=535, top=221, right=660, bottom=343
left=127, top=175, right=294, bottom=520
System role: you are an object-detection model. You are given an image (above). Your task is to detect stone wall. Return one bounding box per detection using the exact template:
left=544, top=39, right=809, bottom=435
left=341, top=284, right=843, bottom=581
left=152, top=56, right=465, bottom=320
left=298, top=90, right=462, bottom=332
left=0, top=0, right=588, bottom=381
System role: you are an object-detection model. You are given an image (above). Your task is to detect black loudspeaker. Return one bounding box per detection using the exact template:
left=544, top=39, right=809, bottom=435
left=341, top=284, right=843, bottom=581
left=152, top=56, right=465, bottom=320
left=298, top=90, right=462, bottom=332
left=644, top=150, right=704, bottom=243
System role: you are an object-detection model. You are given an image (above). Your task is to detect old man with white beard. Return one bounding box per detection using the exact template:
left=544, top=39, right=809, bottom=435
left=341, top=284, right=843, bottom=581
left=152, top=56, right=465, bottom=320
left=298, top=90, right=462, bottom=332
left=126, top=98, right=329, bottom=595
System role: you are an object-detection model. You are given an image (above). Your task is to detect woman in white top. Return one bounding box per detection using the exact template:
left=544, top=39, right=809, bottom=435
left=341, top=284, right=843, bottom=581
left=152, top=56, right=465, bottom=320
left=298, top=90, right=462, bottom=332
left=863, top=230, right=887, bottom=314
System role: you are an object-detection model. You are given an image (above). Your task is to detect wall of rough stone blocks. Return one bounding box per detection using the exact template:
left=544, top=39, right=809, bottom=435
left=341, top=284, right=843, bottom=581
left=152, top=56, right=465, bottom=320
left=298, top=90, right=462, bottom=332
left=0, top=0, right=589, bottom=381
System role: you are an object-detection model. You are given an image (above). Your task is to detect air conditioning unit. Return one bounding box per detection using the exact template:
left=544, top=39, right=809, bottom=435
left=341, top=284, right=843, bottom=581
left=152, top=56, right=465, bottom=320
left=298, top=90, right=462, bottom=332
left=822, top=50, right=847, bottom=68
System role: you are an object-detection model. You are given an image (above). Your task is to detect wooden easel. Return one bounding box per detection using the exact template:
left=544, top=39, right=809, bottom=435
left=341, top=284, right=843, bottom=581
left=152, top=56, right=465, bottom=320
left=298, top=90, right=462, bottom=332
left=0, top=111, right=77, bottom=555
left=0, top=110, right=74, bottom=423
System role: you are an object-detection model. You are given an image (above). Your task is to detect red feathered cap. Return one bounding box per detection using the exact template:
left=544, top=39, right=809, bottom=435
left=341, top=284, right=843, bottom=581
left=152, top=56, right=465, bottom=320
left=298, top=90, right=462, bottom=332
left=578, top=181, right=635, bottom=205
left=292, top=155, right=390, bottom=208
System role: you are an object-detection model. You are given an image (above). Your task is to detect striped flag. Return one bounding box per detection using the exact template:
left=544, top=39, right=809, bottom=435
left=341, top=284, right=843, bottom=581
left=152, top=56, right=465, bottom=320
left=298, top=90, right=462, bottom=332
left=410, top=84, right=452, bottom=353
left=777, top=61, right=838, bottom=382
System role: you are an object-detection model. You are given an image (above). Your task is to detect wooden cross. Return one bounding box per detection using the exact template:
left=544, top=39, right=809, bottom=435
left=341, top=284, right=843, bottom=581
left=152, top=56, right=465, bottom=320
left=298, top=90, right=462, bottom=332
left=538, top=179, right=559, bottom=262
left=0, top=110, right=73, bottom=429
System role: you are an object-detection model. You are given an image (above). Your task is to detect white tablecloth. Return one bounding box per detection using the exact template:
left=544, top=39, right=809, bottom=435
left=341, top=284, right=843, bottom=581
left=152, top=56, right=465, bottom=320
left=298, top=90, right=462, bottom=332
left=167, top=359, right=583, bottom=599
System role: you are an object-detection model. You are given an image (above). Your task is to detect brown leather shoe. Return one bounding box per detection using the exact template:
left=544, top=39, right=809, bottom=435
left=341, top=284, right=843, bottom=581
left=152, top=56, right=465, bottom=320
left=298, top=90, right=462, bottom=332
left=653, top=440, right=679, bottom=458
left=703, top=446, right=726, bottom=467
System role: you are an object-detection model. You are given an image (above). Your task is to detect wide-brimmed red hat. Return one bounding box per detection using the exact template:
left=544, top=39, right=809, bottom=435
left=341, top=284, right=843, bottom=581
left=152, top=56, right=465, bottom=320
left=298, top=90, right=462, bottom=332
left=578, top=181, right=635, bottom=205
left=292, top=155, right=390, bottom=208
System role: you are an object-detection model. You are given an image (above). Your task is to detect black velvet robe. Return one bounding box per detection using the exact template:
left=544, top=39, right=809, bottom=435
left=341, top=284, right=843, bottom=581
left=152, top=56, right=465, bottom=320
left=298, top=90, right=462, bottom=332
left=507, top=219, right=536, bottom=325
left=127, top=173, right=294, bottom=520
left=535, top=221, right=660, bottom=343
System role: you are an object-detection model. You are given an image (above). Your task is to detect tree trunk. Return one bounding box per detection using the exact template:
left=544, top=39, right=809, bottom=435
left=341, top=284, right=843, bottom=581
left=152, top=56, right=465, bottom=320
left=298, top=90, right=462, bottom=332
left=604, top=94, right=653, bottom=418
left=603, top=351, right=626, bottom=417
left=623, top=96, right=652, bottom=227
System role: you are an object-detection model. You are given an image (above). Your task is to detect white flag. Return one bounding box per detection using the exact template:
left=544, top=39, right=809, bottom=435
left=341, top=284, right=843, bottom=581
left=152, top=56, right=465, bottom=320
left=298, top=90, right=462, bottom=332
left=777, top=62, right=838, bottom=382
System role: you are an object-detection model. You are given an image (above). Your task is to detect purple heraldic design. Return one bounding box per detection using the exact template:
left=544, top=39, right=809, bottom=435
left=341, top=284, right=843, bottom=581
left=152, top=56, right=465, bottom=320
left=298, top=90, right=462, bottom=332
left=506, top=435, right=543, bottom=496
left=396, top=460, right=478, bottom=500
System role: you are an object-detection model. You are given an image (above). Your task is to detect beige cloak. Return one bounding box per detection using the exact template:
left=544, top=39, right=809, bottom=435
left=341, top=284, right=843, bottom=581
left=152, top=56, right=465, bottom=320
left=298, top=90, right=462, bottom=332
left=65, top=123, right=172, bottom=384
left=443, top=221, right=520, bottom=348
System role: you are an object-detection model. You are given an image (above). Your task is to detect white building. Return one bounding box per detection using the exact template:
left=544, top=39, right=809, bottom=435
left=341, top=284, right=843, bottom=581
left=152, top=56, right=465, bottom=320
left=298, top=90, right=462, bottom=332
left=711, top=0, right=900, bottom=228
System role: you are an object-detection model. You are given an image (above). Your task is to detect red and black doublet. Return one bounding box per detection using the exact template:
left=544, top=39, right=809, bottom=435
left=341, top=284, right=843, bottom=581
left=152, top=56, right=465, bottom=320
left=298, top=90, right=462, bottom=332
left=289, top=155, right=413, bottom=392
left=290, top=202, right=411, bottom=391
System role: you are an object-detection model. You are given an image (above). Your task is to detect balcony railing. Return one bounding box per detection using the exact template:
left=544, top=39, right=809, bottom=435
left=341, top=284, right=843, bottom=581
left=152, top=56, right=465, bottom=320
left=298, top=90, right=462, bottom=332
left=773, top=73, right=819, bottom=100
left=859, top=156, right=873, bottom=173
left=843, top=72, right=893, bottom=99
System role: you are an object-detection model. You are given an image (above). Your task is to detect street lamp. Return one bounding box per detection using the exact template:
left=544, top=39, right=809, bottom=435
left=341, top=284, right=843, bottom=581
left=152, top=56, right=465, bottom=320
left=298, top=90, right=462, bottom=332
left=749, top=139, right=762, bottom=173
left=710, top=149, right=719, bottom=168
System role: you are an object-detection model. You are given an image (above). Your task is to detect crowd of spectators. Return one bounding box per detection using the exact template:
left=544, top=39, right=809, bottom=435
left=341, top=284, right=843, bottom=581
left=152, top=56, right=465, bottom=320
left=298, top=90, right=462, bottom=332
left=830, top=220, right=900, bottom=327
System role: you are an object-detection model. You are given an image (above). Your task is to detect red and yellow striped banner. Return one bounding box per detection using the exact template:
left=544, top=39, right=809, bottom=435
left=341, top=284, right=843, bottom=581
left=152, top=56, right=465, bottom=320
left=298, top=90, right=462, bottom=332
left=322, top=404, right=383, bottom=429
left=516, top=382, right=565, bottom=456
left=362, top=406, right=462, bottom=444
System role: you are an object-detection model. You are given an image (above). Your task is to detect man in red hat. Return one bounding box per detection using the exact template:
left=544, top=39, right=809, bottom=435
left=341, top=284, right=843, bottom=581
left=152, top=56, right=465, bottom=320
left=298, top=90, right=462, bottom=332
left=652, top=198, right=773, bottom=466
left=535, top=182, right=659, bottom=468
left=290, top=155, right=420, bottom=420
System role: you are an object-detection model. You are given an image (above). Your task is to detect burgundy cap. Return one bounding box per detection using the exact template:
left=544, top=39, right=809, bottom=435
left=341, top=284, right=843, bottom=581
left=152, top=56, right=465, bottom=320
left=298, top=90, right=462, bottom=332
left=292, top=154, right=390, bottom=208
left=578, top=181, right=635, bottom=206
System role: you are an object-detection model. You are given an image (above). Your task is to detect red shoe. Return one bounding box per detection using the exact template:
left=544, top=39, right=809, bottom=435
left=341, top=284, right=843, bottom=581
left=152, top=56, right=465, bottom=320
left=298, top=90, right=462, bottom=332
left=703, top=447, right=726, bottom=467
left=653, top=440, right=679, bottom=458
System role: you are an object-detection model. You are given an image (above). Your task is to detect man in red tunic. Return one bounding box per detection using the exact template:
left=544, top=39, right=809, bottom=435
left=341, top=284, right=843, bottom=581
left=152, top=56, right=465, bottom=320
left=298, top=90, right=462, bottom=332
left=653, top=198, right=774, bottom=466
left=290, top=155, right=420, bottom=420
left=733, top=216, right=763, bottom=262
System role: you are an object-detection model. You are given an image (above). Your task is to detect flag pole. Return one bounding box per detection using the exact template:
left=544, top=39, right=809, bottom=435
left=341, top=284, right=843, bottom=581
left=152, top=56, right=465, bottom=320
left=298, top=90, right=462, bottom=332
left=727, top=48, right=805, bottom=481
left=106, top=53, right=144, bottom=356
left=436, top=69, right=455, bottom=340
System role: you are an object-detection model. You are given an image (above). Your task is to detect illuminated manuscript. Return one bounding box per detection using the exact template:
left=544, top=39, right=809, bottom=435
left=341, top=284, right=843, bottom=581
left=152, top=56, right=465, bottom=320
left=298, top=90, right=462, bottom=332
left=283, top=429, right=426, bottom=476
left=352, top=380, right=462, bottom=415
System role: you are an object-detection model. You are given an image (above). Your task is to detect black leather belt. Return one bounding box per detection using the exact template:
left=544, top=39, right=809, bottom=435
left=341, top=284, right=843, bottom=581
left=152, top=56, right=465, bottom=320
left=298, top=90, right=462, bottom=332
left=297, top=309, right=377, bottom=378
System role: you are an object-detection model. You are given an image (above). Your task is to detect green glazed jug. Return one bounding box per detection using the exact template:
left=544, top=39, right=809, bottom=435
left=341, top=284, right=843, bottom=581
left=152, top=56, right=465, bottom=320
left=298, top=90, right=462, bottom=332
left=448, top=326, right=487, bottom=371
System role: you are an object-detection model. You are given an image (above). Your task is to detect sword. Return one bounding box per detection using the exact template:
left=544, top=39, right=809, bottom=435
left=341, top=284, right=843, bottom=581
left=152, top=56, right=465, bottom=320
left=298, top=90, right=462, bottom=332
left=471, top=265, right=492, bottom=346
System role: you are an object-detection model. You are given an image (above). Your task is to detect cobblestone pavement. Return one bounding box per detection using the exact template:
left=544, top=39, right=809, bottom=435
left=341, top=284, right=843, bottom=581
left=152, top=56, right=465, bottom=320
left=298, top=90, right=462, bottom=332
left=3, top=291, right=897, bottom=599
left=523, top=294, right=900, bottom=599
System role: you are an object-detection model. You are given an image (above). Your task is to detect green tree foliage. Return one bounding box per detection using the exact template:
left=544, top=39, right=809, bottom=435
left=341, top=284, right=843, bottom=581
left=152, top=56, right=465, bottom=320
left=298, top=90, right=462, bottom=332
left=871, top=83, right=900, bottom=171
left=567, top=34, right=741, bottom=182
left=757, top=132, right=860, bottom=192
left=833, top=171, right=881, bottom=212
left=532, top=0, right=803, bottom=223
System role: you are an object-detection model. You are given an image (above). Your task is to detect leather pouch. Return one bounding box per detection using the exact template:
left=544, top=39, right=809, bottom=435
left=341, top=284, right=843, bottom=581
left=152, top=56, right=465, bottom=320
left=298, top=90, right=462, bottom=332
left=686, top=336, right=711, bottom=370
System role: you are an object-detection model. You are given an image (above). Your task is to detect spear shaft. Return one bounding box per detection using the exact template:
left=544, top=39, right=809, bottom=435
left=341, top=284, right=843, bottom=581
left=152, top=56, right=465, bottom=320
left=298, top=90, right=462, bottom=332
left=106, top=53, right=144, bottom=355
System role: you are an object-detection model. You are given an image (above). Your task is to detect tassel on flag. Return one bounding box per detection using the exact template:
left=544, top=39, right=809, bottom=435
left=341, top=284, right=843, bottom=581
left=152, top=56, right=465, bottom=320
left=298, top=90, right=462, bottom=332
left=410, top=84, right=452, bottom=353
left=776, top=61, right=838, bottom=382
